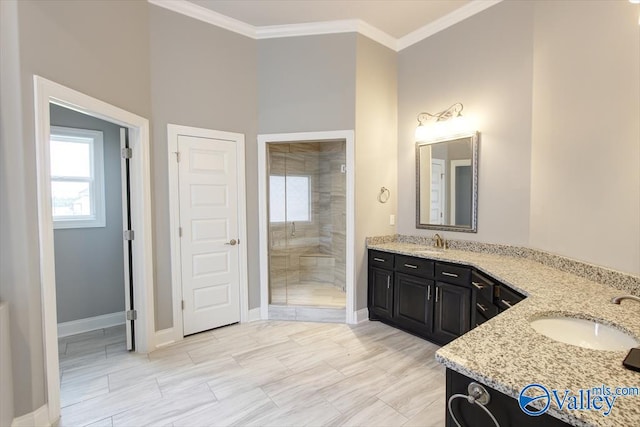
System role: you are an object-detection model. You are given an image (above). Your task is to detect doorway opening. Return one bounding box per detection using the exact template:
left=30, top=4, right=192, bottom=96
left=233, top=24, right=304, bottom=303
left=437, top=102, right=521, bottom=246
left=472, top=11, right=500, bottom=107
left=50, top=105, right=132, bottom=352
left=267, top=141, right=347, bottom=309
left=258, top=131, right=356, bottom=324
left=34, top=76, right=154, bottom=424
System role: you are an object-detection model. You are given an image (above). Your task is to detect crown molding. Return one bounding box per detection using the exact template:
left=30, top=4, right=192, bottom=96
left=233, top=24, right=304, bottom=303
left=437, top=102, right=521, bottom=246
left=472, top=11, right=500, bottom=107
left=148, top=0, right=503, bottom=52
left=397, top=0, right=504, bottom=51
left=148, top=0, right=256, bottom=38
left=256, top=19, right=397, bottom=51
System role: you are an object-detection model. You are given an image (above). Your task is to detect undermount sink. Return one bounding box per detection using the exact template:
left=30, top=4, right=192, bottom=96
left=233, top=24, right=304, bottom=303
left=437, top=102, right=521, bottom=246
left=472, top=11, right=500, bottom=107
left=530, top=316, right=639, bottom=351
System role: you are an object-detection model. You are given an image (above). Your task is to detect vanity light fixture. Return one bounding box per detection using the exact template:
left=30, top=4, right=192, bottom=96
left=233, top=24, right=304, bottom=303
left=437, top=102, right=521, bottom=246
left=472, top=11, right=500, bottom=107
left=415, top=102, right=475, bottom=143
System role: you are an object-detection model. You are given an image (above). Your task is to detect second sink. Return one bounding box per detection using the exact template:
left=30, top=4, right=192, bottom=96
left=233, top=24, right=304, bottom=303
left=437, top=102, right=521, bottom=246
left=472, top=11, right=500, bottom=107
left=530, top=315, right=638, bottom=351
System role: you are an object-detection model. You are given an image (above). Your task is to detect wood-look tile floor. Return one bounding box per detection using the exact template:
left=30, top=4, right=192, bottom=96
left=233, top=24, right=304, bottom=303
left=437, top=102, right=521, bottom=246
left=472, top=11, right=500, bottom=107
left=57, top=321, right=446, bottom=427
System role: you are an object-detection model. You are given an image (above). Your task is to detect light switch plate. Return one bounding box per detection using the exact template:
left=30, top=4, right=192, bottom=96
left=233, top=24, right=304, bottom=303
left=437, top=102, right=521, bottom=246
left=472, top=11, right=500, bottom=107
left=389, top=214, right=395, bottom=225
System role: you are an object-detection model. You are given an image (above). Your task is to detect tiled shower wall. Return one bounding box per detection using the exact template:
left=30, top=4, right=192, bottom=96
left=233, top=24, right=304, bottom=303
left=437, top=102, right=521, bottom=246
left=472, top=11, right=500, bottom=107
left=268, top=141, right=346, bottom=300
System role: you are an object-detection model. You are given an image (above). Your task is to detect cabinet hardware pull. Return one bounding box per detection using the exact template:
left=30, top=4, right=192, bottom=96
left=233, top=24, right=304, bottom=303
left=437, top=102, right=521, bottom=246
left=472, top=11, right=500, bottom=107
left=435, top=287, right=440, bottom=303
left=373, top=257, right=385, bottom=262
left=387, top=276, right=390, bottom=289
left=477, top=303, right=487, bottom=312
left=427, top=285, right=431, bottom=301
left=472, top=281, right=485, bottom=290
left=442, top=272, right=458, bottom=278
left=501, top=299, right=513, bottom=308
left=404, top=264, right=418, bottom=269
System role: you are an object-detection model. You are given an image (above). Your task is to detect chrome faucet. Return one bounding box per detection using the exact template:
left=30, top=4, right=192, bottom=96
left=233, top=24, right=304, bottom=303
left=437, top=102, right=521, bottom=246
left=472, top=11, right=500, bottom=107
left=433, top=233, right=445, bottom=249
left=611, top=295, right=640, bottom=305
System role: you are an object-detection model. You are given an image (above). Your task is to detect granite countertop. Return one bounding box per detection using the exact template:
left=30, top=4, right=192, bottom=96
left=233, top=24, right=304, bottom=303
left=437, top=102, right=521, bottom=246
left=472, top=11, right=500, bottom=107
left=367, top=241, right=640, bottom=427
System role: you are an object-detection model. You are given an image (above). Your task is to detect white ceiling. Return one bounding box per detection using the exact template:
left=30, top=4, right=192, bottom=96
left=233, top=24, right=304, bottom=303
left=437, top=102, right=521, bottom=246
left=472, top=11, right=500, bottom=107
left=191, top=0, right=472, bottom=39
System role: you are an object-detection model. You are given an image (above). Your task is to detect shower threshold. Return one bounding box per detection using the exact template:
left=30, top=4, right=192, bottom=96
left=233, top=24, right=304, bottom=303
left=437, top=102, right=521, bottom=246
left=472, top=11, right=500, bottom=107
left=268, top=305, right=346, bottom=323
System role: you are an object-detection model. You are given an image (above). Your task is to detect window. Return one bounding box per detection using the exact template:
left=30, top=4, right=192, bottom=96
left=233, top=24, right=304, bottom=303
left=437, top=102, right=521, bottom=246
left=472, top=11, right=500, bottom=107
left=50, top=126, right=105, bottom=229
left=269, top=175, right=311, bottom=222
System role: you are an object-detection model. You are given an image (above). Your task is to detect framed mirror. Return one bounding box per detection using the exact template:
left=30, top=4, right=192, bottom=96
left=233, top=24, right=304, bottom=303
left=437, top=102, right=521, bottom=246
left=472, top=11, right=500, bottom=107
left=416, top=132, right=479, bottom=232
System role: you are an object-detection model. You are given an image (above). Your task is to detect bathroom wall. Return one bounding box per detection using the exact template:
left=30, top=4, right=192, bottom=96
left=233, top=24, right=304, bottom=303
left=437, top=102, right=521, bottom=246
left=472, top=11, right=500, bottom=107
left=397, top=0, right=640, bottom=276
left=149, top=4, right=258, bottom=329
left=529, top=0, right=640, bottom=275
left=354, top=35, right=399, bottom=310
left=258, top=34, right=357, bottom=134
left=1, top=0, right=151, bottom=416
left=50, top=104, right=126, bottom=323
left=397, top=0, right=535, bottom=247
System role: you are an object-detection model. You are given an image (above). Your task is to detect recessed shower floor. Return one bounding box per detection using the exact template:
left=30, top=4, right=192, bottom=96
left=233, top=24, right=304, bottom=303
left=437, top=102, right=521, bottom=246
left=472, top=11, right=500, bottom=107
left=270, top=282, right=346, bottom=307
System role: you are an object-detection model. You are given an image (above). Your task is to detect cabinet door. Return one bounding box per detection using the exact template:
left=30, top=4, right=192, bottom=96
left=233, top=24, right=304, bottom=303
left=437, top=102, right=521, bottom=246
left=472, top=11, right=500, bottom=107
left=433, top=282, right=472, bottom=344
left=394, top=273, right=434, bottom=334
left=369, top=267, right=393, bottom=320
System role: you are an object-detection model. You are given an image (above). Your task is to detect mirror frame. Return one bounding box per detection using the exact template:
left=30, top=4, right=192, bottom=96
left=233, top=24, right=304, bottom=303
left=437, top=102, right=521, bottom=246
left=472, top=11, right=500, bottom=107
left=415, top=132, right=479, bottom=233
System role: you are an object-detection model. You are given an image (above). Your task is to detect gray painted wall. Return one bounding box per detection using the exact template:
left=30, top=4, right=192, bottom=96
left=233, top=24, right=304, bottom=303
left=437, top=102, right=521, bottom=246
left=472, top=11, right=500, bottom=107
left=149, top=5, right=258, bottom=329
left=398, top=0, right=535, bottom=247
left=258, top=34, right=357, bottom=134
left=2, top=0, right=150, bottom=416
left=397, top=0, right=639, bottom=275
left=529, top=0, right=640, bottom=274
left=50, top=105, right=125, bottom=323
left=354, top=35, right=398, bottom=310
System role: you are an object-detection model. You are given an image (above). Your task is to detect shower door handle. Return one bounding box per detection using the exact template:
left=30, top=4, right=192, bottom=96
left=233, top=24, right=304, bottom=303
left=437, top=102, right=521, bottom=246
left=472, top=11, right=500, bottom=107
left=225, top=239, right=238, bottom=246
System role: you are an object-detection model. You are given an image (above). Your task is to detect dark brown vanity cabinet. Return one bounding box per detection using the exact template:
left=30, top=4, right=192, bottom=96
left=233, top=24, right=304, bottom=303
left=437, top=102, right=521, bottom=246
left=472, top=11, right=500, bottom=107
left=432, top=282, right=472, bottom=343
left=368, top=249, right=525, bottom=345
left=368, top=251, right=394, bottom=320
left=368, top=250, right=475, bottom=345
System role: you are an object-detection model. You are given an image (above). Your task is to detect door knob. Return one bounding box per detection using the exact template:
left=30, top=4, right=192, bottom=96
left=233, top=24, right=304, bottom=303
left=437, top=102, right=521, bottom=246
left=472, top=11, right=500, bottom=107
left=225, top=239, right=237, bottom=246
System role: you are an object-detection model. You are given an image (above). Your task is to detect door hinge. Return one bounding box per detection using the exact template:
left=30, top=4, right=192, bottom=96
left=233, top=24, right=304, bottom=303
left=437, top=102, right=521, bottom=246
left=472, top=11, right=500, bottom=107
left=126, top=309, right=137, bottom=321
left=121, top=147, right=133, bottom=159
left=175, top=151, right=181, bottom=162
left=181, top=300, right=185, bottom=310
left=124, top=230, right=135, bottom=241
left=178, top=226, right=182, bottom=237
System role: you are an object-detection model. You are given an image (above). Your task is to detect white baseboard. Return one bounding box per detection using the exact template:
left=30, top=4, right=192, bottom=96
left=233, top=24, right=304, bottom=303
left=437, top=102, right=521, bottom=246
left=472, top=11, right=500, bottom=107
left=12, top=403, right=49, bottom=427
left=154, top=327, right=179, bottom=349
left=57, top=311, right=125, bottom=338
left=355, top=308, right=369, bottom=323
left=248, top=308, right=262, bottom=322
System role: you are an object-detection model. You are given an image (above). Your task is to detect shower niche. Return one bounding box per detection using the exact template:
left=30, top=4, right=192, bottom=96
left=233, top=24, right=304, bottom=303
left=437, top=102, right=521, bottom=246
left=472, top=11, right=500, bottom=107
left=267, top=141, right=346, bottom=308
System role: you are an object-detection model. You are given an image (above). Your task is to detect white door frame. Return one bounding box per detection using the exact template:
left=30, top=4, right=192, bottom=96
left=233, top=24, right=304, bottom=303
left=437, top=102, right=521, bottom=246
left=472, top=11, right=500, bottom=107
left=257, top=130, right=356, bottom=323
left=167, top=124, right=249, bottom=341
left=33, top=76, right=155, bottom=424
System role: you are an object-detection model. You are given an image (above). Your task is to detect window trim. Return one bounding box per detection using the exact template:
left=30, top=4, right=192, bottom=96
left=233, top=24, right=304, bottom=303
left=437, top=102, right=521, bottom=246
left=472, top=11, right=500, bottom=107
left=50, top=126, right=106, bottom=229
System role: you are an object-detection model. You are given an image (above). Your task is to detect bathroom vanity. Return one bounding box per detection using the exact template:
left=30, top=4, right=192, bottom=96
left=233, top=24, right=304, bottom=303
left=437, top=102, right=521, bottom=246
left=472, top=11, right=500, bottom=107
left=367, top=239, right=640, bottom=427
left=368, top=249, right=524, bottom=345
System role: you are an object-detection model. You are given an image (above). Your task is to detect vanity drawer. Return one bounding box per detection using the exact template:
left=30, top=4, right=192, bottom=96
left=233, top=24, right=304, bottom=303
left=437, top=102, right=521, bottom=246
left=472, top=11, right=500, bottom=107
left=475, top=294, right=499, bottom=321
left=396, top=255, right=434, bottom=278
left=496, top=285, right=525, bottom=311
left=471, top=271, right=496, bottom=301
left=369, top=250, right=394, bottom=270
left=435, top=263, right=471, bottom=287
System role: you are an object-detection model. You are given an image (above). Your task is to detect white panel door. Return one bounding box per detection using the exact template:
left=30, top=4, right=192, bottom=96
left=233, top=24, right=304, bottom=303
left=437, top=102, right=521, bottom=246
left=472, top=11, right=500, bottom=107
left=179, top=134, right=240, bottom=335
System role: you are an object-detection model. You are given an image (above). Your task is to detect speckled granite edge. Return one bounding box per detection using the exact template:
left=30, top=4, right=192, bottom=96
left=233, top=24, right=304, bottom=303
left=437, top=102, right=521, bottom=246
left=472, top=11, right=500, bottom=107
left=366, top=235, right=640, bottom=296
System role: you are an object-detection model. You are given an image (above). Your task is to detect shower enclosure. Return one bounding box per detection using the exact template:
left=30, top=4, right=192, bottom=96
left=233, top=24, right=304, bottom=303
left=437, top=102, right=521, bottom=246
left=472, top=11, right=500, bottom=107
left=267, top=141, right=346, bottom=309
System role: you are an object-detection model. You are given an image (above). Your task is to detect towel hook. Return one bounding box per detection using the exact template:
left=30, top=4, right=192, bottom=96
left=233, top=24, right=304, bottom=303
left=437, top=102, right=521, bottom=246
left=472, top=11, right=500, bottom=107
left=378, top=187, right=390, bottom=203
